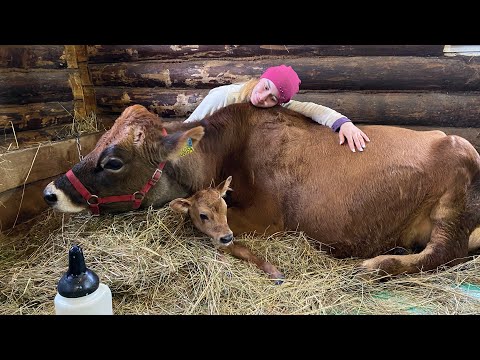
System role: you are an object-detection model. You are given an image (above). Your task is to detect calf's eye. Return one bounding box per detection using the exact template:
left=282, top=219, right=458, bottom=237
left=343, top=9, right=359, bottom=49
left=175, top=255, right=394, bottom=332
left=200, top=213, right=209, bottom=221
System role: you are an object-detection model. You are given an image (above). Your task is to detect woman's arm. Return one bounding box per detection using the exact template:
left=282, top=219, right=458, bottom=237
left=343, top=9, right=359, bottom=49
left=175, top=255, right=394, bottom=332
left=184, top=85, right=232, bottom=123
left=283, top=100, right=370, bottom=152
left=283, top=100, right=347, bottom=128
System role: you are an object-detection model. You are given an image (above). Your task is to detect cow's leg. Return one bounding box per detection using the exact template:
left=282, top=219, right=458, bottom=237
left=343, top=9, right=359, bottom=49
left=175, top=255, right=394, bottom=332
left=219, top=242, right=284, bottom=284
left=359, top=187, right=470, bottom=276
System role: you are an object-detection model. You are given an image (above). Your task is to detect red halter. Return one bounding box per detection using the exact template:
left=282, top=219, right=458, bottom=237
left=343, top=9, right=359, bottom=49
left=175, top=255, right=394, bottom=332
left=65, top=128, right=168, bottom=216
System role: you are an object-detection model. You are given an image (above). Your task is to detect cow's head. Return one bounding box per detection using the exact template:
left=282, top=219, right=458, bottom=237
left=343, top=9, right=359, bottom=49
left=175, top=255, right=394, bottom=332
left=169, top=176, right=233, bottom=247
left=43, top=105, right=204, bottom=214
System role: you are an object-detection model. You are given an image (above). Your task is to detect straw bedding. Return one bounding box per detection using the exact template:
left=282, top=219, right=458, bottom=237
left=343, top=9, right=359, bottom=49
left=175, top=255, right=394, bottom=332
left=1, top=206, right=479, bottom=315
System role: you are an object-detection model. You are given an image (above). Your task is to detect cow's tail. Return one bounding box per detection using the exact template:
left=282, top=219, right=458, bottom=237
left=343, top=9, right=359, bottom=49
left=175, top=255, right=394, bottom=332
left=466, top=171, right=480, bottom=252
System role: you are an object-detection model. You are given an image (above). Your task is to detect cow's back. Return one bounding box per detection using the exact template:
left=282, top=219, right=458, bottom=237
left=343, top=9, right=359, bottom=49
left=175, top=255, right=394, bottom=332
left=239, top=107, right=480, bottom=257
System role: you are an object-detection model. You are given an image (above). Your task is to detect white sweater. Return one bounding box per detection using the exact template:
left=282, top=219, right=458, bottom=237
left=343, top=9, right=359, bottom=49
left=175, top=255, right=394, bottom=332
left=184, top=82, right=350, bottom=131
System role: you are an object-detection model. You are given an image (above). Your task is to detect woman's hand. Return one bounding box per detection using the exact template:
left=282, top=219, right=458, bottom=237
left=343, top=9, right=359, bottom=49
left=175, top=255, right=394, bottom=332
left=339, top=122, right=370, bottom=152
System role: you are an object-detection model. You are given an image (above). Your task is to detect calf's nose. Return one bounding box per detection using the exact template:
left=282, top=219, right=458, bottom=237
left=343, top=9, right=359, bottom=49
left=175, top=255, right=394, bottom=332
left=220, top=233, right=233, bottom=244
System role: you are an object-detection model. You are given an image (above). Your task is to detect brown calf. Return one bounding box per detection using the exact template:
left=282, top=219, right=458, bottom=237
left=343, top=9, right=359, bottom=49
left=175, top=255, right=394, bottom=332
left=44, top=103, right=480, bottom=276
left=169, top=176, right=284, bottom=284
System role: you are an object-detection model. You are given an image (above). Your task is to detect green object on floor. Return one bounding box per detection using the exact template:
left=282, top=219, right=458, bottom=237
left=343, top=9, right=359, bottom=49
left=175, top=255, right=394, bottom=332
left=372, top=282, right=480, bottom=314
left=457, top=283, right=480, bottom=299
left=372, top=290, right=430, bottom=314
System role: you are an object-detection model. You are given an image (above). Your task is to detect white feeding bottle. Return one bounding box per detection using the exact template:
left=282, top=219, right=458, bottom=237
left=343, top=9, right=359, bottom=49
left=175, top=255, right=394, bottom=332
left=54, top=245, right=113, bottom=315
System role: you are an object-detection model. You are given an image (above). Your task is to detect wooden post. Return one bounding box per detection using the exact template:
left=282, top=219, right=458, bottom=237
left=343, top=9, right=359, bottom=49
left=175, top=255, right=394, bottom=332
left=64, top=45, right=97, bottom=121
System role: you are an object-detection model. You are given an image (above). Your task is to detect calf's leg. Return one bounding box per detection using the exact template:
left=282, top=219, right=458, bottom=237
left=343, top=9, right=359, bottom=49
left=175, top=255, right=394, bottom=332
left=220, top=242, right=284, bottom=284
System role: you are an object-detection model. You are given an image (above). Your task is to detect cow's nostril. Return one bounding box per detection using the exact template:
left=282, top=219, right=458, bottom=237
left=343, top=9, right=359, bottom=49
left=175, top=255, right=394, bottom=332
left=220, top=234, right=233, bottom=244
left=44, top=193, right=58, bottom=205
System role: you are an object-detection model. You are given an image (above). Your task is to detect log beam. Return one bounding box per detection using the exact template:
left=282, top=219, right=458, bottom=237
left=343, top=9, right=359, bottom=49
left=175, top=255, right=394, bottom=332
left=94, top=87, right=480, bottom=127
left=0, top=102, right=74, bottom=133
left=0, top=46, right=67, bottom=69
left=87, top=45, right=445, bottom=62
left=0, top=69, right=73, bottom=105
left=89, top=56, right=480, bottom=91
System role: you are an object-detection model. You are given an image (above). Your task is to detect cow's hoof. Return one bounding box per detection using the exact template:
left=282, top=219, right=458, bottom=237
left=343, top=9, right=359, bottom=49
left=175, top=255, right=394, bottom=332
left=351, top=266, right=377, bottom=281
left=360, top=256, right=404, bottom=279
left=351, top=264, right=388, bottom=282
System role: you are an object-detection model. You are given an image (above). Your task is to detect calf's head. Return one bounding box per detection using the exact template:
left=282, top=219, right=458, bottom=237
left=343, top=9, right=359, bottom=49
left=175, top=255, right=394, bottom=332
left=169, top=176, right=233, bottom=247
left=43, top=105, right=204, bottom=214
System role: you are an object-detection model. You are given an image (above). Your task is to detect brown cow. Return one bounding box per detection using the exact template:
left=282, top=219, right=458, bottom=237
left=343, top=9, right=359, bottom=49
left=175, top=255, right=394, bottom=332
left=169, top=175, right=284, bottom=283
left=43, top=103, right=480, bottom=276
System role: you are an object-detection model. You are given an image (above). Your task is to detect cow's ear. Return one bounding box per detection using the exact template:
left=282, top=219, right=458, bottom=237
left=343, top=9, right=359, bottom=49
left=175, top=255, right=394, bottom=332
left=169, top=198, right=192, bottom=213
left=217, top=176, right=233, bottom=197
left=164, top=126, right=205, bottom=160
left=183, top=126, right=205, bottom=148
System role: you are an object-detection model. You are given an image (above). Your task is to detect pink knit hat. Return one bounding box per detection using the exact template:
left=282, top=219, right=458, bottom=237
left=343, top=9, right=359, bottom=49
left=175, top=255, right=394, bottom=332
left=260, top=65, right=301, bottom=104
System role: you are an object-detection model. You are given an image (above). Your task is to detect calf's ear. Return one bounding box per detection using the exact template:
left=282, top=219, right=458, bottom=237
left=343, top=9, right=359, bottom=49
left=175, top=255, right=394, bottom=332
left=217, top=176, right=233, bottom=197
left=169, top=198, right=192, bottom=213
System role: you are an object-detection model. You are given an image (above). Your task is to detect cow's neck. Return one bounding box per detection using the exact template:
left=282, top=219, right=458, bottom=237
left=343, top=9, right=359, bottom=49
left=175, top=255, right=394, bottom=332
left=165, top=108, right=251, bottom=195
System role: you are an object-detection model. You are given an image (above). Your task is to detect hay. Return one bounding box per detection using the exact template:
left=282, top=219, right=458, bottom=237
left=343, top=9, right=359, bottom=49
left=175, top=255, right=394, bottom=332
left=1, top=206, right=479, bottom=315
left=9, top=121, right=19, bottom=150
left=69, top=111, right=100, bottom=135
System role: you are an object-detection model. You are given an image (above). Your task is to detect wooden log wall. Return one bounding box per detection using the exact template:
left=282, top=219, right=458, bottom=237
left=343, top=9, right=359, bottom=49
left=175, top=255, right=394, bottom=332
left=0, top=46, right=73, bottom=134
left=87, top=45, right=480, bottom=152
left=0, top=45, right=99, bottom=232
left=0, top=45, right=97, bottom=134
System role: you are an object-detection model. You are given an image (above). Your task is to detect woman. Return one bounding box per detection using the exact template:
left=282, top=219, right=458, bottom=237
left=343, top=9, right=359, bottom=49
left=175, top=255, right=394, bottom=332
left=184, top=64, right=370, bottom=152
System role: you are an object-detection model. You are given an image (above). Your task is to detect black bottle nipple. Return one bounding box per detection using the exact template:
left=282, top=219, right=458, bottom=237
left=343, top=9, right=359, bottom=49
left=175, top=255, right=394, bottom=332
left=57, top=245, right=99, bottom=298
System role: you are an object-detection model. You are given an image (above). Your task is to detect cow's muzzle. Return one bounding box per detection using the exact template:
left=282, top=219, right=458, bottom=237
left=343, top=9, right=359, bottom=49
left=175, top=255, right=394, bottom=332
left=43, top=182, right=58, bottom=205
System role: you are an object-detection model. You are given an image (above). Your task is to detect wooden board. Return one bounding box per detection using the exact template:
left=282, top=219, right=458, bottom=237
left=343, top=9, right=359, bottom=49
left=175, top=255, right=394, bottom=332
left=0, top=176, right=55, bottom=232
left=87, top=45, right=445, bottom=63
left=89, top=56, right=480, bottom=91
left=0, top=131, right=104, bottom=193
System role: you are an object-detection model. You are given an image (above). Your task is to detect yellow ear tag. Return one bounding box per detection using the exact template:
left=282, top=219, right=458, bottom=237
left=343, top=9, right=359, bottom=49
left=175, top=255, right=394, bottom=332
left=179, top=137, right=194, bottom=157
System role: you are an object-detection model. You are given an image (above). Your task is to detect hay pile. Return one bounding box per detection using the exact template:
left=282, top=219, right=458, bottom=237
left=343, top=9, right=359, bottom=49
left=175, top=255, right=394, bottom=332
left=1, top=206, right=479, bottom=315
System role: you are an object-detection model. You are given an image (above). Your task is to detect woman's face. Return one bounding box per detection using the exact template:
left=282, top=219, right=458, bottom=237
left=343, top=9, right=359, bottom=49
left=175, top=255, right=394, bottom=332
left=250, top=78, right=280, bottom=108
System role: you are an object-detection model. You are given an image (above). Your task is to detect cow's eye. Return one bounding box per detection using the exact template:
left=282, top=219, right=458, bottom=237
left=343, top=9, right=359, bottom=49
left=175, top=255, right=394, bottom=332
left=103, top=158, right=124, bottom=170
left=200, top=213, right=209, bottom=221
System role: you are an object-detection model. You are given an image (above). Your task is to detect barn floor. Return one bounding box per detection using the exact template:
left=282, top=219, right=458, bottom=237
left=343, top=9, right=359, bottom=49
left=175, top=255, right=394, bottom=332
left=1, top=206, right=480, bottom=315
